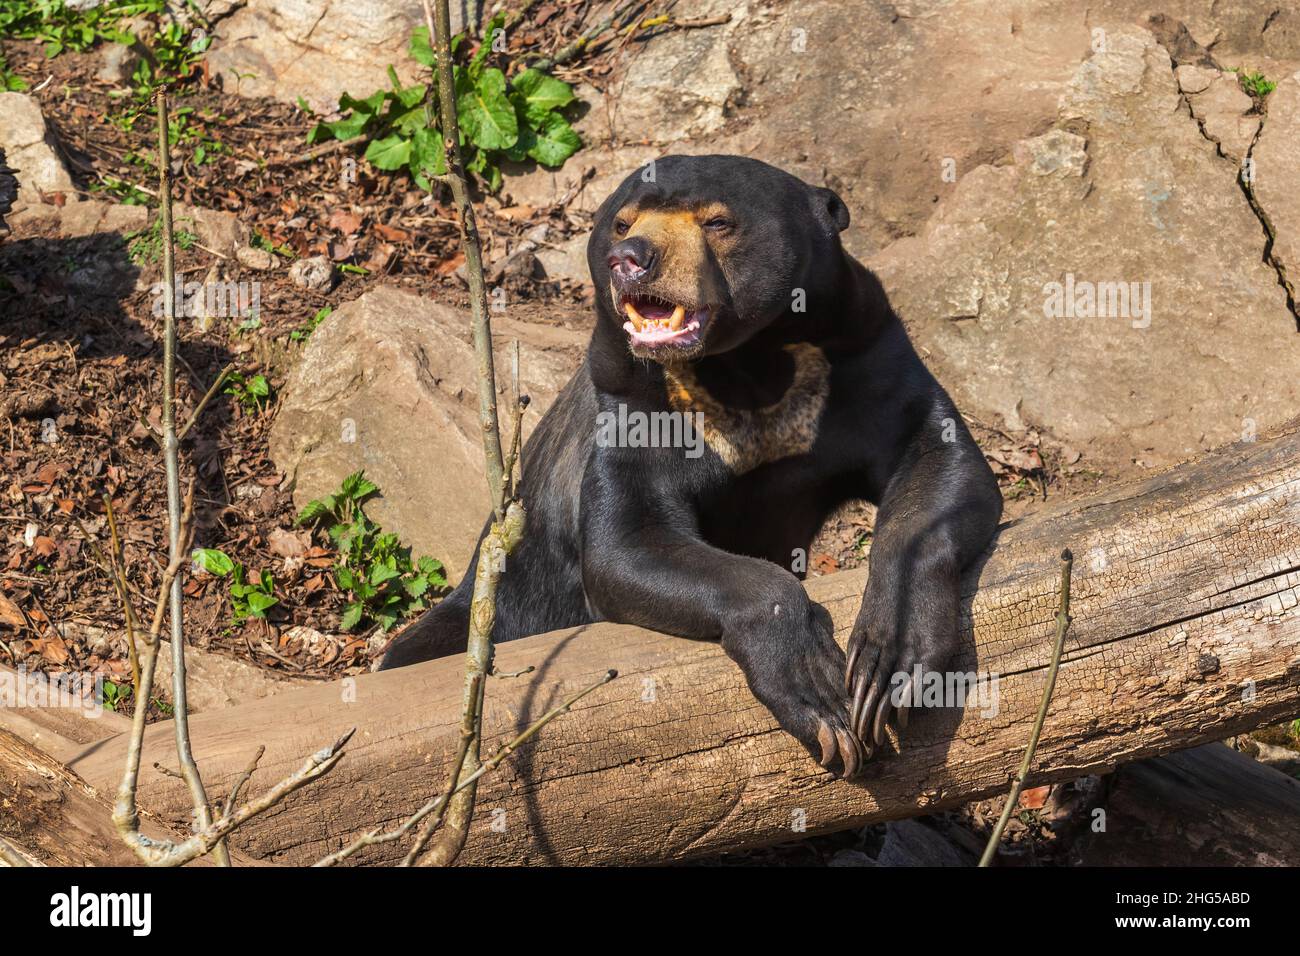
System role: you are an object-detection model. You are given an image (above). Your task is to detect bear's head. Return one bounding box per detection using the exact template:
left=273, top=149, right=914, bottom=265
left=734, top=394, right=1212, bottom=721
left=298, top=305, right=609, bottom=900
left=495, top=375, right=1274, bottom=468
left=587, top=155, right=850, bottom=362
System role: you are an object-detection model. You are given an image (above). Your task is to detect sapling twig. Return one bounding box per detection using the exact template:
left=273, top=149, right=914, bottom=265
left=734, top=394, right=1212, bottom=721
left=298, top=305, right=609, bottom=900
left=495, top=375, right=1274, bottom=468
left=413, top=0, right=532, bottom=869
left=152, top=87, right=228, bottom=868
left=978, top=548, right=1073, bottom=867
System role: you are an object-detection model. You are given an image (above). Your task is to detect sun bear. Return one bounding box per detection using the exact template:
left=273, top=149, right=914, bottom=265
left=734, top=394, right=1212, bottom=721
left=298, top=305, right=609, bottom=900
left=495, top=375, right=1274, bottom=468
left=380, top=155, right=1002, bottom=777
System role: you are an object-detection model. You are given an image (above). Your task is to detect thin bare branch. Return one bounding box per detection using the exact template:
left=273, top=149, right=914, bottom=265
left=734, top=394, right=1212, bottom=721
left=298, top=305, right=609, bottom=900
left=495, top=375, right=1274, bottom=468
left=979, top=548, right=1074, bottom=867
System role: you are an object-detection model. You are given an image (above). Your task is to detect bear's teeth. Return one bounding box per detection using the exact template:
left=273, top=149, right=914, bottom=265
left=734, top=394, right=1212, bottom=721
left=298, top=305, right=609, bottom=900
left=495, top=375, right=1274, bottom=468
left=668, top=304, right=686, bottom=331
left=623, top=300, right=644, bottom=330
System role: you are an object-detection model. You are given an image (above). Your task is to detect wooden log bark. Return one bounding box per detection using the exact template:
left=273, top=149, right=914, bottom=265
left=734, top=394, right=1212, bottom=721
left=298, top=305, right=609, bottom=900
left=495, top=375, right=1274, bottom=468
left=67, top=430, right=1300, bottom=865
left=1079, top=743, right=1300, bottom=865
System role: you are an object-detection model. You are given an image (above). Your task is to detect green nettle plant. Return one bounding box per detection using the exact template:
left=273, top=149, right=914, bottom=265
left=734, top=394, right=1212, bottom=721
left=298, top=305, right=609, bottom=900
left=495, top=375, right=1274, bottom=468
left=222, top=371, right=271, bottom=412
left=295, top=470, right=448, bottom=631
left=306, top=15, right=581, bottom=191
left=192, top=548, right=280, bottom=623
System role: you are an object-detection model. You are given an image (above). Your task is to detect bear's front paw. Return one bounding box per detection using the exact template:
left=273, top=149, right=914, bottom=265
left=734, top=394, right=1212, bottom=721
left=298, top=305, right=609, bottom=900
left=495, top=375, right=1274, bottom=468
left=845, top=587, right=960, bottom=758
left=726, top=602, right=862, bottom=777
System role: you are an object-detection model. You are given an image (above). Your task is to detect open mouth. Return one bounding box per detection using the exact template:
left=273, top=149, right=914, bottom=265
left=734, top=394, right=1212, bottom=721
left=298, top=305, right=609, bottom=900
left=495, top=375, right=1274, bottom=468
left=620, top=294, right=710, bottom=351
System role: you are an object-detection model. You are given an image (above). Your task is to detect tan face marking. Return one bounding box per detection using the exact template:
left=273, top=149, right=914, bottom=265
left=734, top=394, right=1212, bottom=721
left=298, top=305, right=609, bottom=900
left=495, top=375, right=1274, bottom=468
left=664, top=343, right=831, bottom=474
left=611, top=202, right=733, bottom=310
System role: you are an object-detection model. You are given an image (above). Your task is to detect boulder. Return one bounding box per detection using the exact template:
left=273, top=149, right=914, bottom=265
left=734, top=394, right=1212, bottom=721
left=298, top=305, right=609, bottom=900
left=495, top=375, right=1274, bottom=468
left=607, top=0, right=745, bottom=143
left=866, top=29, right=1300, bottom=469
left=10, top=198, right=146, bottom=238
left=206, top=0, right=463, bottom=114
left=174, top=202, right=248, bottom=258
left=0, top=93, right=76, bottom=209
left=537, top=232, right=590, bottom=287
left=268, top=286, right=587, bottom=581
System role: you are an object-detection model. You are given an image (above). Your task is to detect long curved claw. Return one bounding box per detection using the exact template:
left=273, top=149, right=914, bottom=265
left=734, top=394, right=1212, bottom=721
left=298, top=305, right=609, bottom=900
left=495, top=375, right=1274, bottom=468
left=857, top=679, right=884, bottom=742
left=872, top=688, right=892, bottom=747
left=817, top=719, right=837, bottom=768
left=845, top=640, right=863, bottom=694
left=850, top=670, right=869, bottom=736
left=835, top=725, right=860, bottom=778
left=896, top=674, right=913, bottom=731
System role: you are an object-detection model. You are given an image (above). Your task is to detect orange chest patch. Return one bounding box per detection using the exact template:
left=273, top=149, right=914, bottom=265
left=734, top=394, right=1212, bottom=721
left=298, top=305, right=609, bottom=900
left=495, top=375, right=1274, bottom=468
left=664, top=343, right=831, bottom=474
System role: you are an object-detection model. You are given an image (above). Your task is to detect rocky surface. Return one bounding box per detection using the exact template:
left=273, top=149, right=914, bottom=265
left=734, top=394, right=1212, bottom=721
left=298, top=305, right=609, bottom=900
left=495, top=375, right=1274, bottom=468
left=0, top=93, right=76, bottom=208
left=491, top=3, right=1300, bottom=470
left=1252, top=71, right=1300, bottom=311
left=205, top=0, right=462, bottom=113
left=9, top=0, right=1300, bottom=587
left=268, top=286, right=587, bottom=579
left=869, top=28, right=1300, bottom=468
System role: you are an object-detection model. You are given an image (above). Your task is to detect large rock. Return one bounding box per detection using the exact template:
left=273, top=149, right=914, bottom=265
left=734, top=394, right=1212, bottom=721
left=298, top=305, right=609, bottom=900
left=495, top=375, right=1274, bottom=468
left=206, top=0, right=463, bottom=113
left=9, top=198, right=146, bottom=238
left=607, top=0, right=744, bottom=143
left=866, top=29, right=1300, bottom=469
left=0, top=93, right=76, bottom=209
left=269, top=286, right=587, bottom=581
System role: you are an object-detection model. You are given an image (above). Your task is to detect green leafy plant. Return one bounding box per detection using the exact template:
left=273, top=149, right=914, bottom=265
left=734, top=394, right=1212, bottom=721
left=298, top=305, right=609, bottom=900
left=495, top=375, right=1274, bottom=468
left=193, top=547, right=279, bottom=622
left=0, top=51, right=26, bottom=91
left=295, top=470, right=447, bottom=631
left=307, top=14, right=581, bottom=192
left=251, top=228, right=293, bottom=258
left=126, top=216, right=197, bottom=263
left=290, top=306, right=332, bottom=342
left=0, top=0, right=147, bottom=57
left=101, top=677, right=132, bottom=711
left=223, top=372, right=271, bottom=411
left=1233, top=68, right=1277, bottom=99
left=128, top=16, right=210, bottom=100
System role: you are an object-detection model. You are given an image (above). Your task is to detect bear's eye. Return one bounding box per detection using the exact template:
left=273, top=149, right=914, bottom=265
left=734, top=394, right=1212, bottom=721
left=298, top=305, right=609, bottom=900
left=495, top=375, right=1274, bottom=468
left=703, top=217, right=733, bottom=233
left=614, top=219, right=631, bottom=236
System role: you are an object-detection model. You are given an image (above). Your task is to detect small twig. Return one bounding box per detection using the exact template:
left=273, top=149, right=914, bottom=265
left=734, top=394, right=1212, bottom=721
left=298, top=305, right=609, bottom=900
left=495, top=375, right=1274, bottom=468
left=102, top=494, right=142, bottom=694
left=401, top=672, right=482, bottom=864
left=270, top=135, right=366, bottom=168
left=223, top=745, right=266, bottom=815
left=490, top=664, right=535, bottom=679
left=979, top=548, right=1073, bottom=867
left=177, top=363, right=234, bottom=441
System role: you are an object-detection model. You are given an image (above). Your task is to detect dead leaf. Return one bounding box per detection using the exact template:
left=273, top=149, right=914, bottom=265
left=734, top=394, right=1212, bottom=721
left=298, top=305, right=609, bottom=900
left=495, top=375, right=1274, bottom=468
left=40, top=631, right=70, bottom=664
left=1018, top=784, right=1051, bottom=810
left=811, top=552, right=838, bottom=574
left=267, top=527, right=307, bottom=559
left=328, top=209, right=364, bottom=235
left=435, top=251, right=465, bottom=275
left=372, top=222, right=411, bottom=242
left=0, top=592, right=24, bottom=628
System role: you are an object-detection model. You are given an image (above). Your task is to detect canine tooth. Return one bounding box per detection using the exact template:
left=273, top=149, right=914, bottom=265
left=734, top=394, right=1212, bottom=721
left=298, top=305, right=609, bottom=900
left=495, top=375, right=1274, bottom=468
left=623, top=300, right=644, bottom=330
left=668, top=304, right=686, bottom=331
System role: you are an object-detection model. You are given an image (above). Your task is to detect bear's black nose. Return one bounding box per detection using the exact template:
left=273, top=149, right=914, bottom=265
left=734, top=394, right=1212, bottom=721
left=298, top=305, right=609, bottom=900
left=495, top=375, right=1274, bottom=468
left=608, top=237, right=657, bottom=280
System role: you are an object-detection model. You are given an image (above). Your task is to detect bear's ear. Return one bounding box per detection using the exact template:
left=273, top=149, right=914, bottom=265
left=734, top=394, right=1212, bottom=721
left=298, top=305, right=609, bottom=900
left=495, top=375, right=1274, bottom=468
left=809, top=185, right=850, bottom=234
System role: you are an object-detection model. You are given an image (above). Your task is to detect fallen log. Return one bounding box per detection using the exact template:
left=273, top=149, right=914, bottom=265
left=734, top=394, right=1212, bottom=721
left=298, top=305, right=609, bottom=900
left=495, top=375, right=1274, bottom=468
left=68, top=429, right=1300, bottom=865
left=1079, top=743, right=1300, bottom=866
left=0, top=729, right=266, bottom=866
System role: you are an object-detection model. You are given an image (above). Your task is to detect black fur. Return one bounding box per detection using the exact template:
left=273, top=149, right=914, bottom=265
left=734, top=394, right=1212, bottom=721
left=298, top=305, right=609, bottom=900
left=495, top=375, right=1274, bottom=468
left=380, top=155, right=1001, bottom=776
